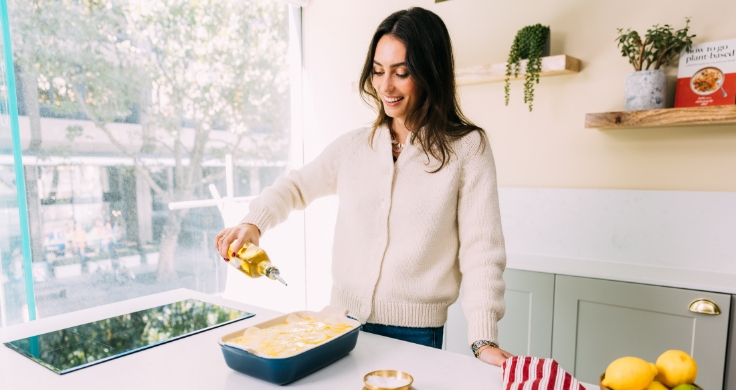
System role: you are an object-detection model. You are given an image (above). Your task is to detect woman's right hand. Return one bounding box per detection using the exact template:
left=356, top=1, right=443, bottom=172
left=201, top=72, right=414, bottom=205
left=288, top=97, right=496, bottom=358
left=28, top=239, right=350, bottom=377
left=214, top=223, right=261, bottom=260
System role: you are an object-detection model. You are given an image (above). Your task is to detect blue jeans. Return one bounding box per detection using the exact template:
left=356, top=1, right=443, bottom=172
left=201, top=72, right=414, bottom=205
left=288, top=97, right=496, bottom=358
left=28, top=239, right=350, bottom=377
left=361, top=323, right=444, bottom=349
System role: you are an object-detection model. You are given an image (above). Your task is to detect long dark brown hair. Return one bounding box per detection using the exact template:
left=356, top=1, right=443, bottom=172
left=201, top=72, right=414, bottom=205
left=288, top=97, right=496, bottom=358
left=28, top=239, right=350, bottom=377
left=359, top=7, right=485, bottom=172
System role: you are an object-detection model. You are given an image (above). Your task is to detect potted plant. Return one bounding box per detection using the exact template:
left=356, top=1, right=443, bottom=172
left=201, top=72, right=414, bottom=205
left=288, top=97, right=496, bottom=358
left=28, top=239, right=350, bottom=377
left=616, top=18, right=696, bottom=111
left=116, top=247, right=143, bottom=268
left=52, top=257, right=83, bottom=279
left=141, top=244, right=160, bottom=265
left=505, top=24, right=550, bottom=112
left=86, top=252, right=114, bottom=274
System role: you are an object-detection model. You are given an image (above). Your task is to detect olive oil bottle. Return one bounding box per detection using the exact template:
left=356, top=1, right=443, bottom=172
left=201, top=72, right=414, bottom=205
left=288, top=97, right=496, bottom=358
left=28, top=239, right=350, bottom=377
left=226, top=243, right=287, bottom=286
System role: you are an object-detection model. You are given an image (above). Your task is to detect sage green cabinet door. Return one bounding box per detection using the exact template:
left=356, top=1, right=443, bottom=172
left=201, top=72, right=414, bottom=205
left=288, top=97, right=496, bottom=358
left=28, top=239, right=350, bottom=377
left=726, top=295, right=736, bottom=390
left=445, top=269, right=554, bottom=358
left=552, top=275, right=731, bottom=390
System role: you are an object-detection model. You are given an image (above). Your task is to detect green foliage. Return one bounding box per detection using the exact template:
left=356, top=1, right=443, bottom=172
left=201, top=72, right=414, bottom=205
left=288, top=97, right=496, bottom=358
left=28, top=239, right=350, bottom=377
left=9, top=0, right=292, bottom=279
left=115, top=247, right=140, bottom=257
left=12, top=0, right=139, bottom=121
left=140, top=244, right=158, bottom=254
left=505, top=24, right=549, bottom=112
left=52, top=257, right=80, bottom=267
left=616, top=18, right=696, bottom=71
left=65, top=125, right=84, bottom=142
left=10, top=0, right=291, bottom=176
left=126, top=0, right=290, bottom=137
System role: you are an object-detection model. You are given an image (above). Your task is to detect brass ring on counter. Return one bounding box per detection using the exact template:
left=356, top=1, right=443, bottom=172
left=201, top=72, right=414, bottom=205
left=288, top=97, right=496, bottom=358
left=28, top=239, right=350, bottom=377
left=363, top=370, right=413, bottom=390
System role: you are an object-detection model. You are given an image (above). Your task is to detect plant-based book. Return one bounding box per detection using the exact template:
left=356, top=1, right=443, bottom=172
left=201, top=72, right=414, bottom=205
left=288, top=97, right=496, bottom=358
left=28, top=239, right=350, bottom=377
left=675, top=38, right=736, bottom=107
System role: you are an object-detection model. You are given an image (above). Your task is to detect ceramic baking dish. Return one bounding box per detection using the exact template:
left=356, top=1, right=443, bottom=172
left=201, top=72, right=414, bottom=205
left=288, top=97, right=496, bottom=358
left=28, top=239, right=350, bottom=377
left=218, top=305, right=360, bottom=385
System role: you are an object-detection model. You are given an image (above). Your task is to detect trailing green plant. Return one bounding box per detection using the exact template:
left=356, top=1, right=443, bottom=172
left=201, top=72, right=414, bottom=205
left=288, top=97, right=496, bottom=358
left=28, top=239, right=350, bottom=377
left=52, top=257, right=81, bottom=267
left=616, top=18, right=696, bottom=71
left=505, top=24, right=550, bottom=112
left=114, top=247, right=140, bottom=257
left=141, top=244, right=160, bottom=254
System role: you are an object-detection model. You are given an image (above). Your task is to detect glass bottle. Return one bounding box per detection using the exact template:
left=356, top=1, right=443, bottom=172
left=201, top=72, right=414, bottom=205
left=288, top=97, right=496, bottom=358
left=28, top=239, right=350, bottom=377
left=226, top=242, right=287, bottom=286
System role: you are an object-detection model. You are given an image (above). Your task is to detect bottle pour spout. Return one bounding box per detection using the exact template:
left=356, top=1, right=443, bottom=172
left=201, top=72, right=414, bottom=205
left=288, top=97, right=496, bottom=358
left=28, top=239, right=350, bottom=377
left=266, top=266, right=288, bottom=286
left=274, top=274, right=288, bottom=286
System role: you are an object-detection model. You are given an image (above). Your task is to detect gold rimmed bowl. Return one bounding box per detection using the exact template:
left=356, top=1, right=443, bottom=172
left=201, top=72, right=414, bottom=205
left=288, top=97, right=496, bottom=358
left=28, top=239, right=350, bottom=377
left=363, top=370, right=414, bottom=390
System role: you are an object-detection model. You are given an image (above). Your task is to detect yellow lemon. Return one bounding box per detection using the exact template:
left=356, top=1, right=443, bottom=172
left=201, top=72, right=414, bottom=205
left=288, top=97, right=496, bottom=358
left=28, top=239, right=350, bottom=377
left=656, top=350, right=697, bottom=387
left=646, top=381, right=669, bottom=390
left=602, top=357, right=659, bottom=390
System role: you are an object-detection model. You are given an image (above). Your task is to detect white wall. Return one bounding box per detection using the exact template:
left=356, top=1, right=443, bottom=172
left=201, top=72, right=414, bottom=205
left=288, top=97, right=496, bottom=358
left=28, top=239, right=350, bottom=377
left=499, top=188, right=736, bottom=274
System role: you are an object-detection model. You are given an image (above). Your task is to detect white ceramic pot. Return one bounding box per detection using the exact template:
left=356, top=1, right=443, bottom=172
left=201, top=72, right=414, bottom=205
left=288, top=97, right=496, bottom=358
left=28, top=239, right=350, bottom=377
left=119, top=255, right=142, bottom=268
left=87, top=259, right=113, bottom=274
left=54, top=263, right=83, bottom=279
left=145, top=252, right=160, bottom=265
left=624, top=69, right=667, bottom=111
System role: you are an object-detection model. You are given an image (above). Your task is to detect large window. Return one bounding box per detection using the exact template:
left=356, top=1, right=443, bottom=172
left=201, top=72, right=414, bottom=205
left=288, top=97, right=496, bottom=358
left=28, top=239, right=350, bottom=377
left=0, top=0, right=299, bottom=326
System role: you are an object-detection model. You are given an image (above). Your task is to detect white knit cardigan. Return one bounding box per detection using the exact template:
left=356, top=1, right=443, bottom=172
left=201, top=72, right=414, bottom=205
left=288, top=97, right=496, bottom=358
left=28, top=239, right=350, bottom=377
left=242, top=125, right=507, bottom=345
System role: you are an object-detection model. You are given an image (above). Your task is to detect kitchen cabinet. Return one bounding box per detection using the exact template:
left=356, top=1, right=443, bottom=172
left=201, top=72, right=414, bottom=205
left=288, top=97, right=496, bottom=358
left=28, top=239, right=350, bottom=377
left=445, top=269, right=554, bottom=358
left=552, top=275, right=731, bottom=390
left=726, top=295, right=736, bottom=390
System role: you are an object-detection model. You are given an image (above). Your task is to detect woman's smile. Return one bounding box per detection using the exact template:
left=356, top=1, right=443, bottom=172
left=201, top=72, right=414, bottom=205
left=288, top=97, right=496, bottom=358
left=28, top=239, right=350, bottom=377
left=382, top=94, right=405, bottom=106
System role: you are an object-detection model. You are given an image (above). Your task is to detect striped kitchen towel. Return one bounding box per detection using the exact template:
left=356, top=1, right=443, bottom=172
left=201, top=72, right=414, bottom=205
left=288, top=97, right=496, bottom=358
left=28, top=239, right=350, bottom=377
left=502, top=356, right=584, bottom=390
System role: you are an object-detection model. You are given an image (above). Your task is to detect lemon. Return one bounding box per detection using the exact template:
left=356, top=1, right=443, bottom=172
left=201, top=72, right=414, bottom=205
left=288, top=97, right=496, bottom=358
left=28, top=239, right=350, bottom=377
left=656, top=350, right=697, bottom=387
left=602, top=357, right=659, bottom=390
left=672, top=385, right=698, bottom=390
left=646, top=381, right=669, bottom=390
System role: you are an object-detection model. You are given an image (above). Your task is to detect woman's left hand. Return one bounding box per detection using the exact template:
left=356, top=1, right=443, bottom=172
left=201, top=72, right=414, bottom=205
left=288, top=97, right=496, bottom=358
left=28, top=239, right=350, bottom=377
left=478, top=347, right=514, bottom=366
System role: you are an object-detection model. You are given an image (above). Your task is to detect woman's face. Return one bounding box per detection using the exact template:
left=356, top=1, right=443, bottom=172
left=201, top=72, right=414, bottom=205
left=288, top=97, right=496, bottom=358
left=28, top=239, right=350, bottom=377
left=372, top=34, right=418, bottom=124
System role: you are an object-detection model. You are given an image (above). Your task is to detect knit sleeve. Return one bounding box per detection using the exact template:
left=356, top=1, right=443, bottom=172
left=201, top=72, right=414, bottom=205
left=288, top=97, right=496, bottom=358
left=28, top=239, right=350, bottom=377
left=239, top=133, right=344, bottom=234
left=456, top=131, right=507, bottom=346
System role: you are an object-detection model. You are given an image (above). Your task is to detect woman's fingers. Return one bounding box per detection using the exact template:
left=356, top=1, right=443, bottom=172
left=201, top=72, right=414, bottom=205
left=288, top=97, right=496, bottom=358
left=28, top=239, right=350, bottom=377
left=214, top=224, right=261, bottom=260
left=214, top=228, right=229, bottom=253
left=479, top=347, right=514, bottom=366
left=219, top=229, right=236, bottom=259
left=231, top=226, right=258, bottom=253
left=231, top=233, right=246, bottom=256
left=214, top=230, right=225, bottom=250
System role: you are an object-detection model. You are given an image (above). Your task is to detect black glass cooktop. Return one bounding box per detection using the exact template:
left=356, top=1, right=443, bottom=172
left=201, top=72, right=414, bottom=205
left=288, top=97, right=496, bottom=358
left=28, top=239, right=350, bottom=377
left=3, top=299, right=254, bottom=374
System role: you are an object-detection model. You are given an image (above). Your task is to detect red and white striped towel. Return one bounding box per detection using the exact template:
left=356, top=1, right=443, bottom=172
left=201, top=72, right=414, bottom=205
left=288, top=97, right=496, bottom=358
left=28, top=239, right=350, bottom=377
left=502, top=356, right=584, bottom=390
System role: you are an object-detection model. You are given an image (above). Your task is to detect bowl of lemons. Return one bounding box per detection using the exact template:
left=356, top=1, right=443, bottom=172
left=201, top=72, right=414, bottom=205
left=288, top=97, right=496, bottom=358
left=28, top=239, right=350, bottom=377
left=600, top=350, right=701, bottom=390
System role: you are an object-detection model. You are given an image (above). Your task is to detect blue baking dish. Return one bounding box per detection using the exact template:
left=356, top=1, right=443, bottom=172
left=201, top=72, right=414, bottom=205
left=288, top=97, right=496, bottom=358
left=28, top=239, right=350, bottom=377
left=218, top=305, right=360, bottom=385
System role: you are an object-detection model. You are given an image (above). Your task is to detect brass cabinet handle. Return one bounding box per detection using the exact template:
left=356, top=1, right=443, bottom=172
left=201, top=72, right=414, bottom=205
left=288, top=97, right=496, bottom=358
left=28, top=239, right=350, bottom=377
left=688, top=299, right=721, bottom=315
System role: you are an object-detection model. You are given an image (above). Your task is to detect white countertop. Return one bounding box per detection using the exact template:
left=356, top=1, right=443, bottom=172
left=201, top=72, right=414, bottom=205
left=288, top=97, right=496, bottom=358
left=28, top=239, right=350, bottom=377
left=507, top=252, right=736, bottom=295
left=0, top=288, right=504, bottom=390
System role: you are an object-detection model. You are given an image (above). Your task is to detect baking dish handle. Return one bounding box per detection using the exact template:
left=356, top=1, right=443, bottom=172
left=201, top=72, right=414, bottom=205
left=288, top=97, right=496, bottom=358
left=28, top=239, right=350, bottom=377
left=319, top=305, right=349, bottom=318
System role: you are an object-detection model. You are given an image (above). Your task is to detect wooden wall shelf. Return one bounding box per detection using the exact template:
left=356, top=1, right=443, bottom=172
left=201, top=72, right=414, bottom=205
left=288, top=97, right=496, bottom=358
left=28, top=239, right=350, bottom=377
left=585, top=105, right=736, bottom=129
left=456, top=54, right=581, bottom=86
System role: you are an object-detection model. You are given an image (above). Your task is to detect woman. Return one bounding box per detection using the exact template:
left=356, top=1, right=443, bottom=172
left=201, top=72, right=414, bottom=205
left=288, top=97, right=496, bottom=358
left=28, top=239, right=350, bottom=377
left=215, top=7, right=512, bottom=366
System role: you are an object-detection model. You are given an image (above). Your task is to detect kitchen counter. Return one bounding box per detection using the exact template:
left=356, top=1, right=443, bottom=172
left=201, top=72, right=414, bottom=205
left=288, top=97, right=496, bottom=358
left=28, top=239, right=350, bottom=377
left=507, top=252, right=736, bottom=295
left=0, top=288, right=505, bottom=390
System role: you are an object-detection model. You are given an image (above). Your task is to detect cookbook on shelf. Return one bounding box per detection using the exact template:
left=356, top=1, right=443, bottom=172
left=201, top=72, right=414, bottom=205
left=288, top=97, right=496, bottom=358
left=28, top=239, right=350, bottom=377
left=675, top=38, right=736, bottom=108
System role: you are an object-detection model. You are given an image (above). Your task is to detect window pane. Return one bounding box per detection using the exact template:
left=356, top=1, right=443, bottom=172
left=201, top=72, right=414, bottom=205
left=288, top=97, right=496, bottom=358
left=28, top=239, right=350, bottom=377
left=3, top=0, right=294, bottom=322
left=0, top=164, right=29, bottom=326
left=0, top=8, right=34, bottom=325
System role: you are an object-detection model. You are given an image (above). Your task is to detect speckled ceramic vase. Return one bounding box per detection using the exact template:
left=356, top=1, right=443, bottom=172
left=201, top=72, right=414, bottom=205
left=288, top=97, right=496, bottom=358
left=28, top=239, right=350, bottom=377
left=623, top=70, right=667, bottom=111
